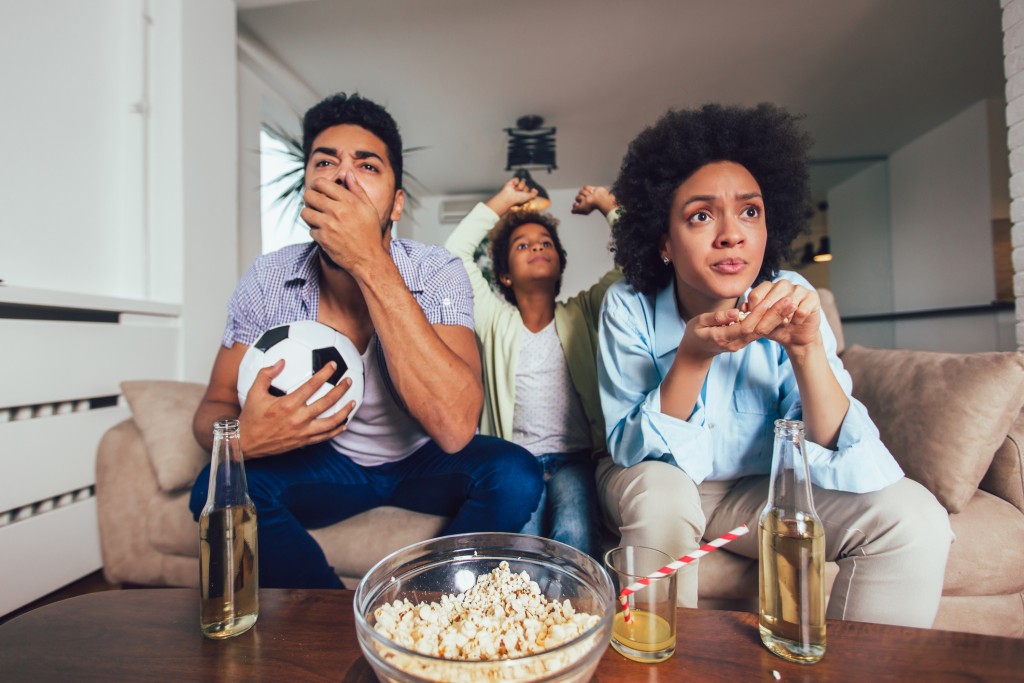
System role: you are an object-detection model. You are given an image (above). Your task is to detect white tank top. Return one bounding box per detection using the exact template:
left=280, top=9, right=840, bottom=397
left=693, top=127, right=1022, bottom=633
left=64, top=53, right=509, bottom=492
left=330, top=336, right=430, bottom=466
left=511, top=320, right=592, bottom=456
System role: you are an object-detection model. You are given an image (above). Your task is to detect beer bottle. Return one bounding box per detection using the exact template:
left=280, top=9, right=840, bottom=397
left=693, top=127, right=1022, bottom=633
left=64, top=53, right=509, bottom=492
left=199, top=419, right=259, bottom=639
left=758, top=419, right=825, bottom=663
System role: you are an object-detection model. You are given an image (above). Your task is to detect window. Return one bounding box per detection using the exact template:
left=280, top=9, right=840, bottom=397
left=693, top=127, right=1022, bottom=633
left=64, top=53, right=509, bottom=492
left=260, top=128, right=310, bottom=254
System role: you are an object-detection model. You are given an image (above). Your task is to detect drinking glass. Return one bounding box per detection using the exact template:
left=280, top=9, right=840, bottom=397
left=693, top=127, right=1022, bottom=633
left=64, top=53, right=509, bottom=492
left=604, top=546, right=678, bottom=663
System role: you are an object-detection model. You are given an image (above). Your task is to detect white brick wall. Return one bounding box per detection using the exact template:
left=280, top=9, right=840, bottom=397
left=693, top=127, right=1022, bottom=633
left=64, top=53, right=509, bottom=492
left=1005, top=0, right=1024, bottom=348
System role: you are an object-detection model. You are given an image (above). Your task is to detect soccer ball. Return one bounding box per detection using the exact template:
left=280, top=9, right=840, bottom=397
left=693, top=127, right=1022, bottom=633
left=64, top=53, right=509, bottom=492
left=236, top=320, right=364, bottom=420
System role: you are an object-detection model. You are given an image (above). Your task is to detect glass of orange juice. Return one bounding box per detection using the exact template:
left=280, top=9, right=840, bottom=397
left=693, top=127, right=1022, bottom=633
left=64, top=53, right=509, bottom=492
left=604, top=546, right=678, bottom=663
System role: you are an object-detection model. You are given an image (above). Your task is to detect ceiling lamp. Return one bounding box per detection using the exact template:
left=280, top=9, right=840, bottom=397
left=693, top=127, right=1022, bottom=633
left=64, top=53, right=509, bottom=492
left=813, top=236, right=832, bottom=263
left=505, top=115, right=557, bottom=172
left=800, top=242, right=816, bottom=266
left=504, top=115, right=556, bottom=212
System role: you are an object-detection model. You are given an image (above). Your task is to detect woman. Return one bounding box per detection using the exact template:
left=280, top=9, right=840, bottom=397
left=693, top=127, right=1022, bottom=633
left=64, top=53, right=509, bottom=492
left=444, top=180, right=620, bottom=558
left=597, top=103, right=952, bottom=627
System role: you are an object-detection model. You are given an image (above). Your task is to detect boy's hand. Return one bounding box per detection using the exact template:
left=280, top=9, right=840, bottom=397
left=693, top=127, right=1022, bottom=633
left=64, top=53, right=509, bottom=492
left=485, top=177, right=537, bottom=216
left=571, top=185, right=617, bottom=216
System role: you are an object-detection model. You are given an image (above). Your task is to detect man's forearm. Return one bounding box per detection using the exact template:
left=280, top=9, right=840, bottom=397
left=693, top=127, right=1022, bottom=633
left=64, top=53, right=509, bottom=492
left=192, top=399, right=242, bottom=452
left=351, top=258, right=482, bottom=449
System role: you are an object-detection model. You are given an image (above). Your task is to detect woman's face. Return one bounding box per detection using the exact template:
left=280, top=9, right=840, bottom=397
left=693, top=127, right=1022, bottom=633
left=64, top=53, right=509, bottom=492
left=662, top=160, right=767, bottom=318
left=501, top=222, right=561, bottom=292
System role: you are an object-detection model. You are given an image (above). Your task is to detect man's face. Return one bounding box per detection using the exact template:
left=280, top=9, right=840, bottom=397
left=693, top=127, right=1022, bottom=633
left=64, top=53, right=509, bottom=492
left=305, top=123, right=404, bottom=233
left=662, top=160, right=767, bottom=317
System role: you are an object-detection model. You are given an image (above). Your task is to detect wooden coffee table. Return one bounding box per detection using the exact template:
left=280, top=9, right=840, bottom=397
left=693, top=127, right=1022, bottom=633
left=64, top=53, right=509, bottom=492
left=0, top=588, right=1020, bottom=682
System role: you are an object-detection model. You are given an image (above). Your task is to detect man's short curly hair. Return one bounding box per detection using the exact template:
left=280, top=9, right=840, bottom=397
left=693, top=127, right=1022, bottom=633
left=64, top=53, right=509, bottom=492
left=611, top=103, right=812, bottom=294
left=488, top=210, right=568, bottom=306
left=302, top=92, right=403, bottom=189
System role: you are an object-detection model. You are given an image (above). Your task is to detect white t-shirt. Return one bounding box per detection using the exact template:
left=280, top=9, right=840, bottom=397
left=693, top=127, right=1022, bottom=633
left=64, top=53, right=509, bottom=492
left=511, top=321, right=592, bottom=456
left=330, top=336, right=430, bottom=466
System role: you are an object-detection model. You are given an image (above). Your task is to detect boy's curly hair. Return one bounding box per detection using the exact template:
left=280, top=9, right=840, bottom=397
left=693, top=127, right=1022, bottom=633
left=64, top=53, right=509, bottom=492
left=488, top=210, right=568, bottom=306
left=611, top=103, right=813, bottom=294
left=302, top=92, right=403, bottom=189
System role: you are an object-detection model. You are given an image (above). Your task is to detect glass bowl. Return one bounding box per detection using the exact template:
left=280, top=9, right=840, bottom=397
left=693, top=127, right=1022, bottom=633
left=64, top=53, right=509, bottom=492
left=353, top=532, right=614, bottom=683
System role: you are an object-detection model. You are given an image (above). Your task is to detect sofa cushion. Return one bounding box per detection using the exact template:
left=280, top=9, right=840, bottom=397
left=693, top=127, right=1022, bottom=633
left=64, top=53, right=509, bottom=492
left=121, top=380, right=209, bottom=493
left=310, top=507, right=448, bottom=578
left=841, top=345, right=1024, bottom=513
left=942, top=489, right=1024, bottom=596
left=149, top=488, right=201, bottom=558
left=980, top=410, right=1024, bottom=513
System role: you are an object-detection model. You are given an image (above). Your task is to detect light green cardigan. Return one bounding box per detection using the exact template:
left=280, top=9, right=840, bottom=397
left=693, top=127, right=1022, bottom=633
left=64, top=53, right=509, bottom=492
left=444, top=203, right=621, bottom=454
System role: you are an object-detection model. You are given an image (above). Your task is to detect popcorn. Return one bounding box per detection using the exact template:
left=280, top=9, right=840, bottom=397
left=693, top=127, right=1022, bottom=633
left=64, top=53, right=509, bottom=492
left=728, top=310, right=750, bottom=326
left=370, top=561, right=602, bottom=681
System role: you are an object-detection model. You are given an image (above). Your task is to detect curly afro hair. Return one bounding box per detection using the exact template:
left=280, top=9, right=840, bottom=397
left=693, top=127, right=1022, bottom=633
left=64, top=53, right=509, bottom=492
left=488, top=210, right=568, bottom=306
left=302, top=92, right=403, bottom=189
left=611, top=103, right=812, bottom=294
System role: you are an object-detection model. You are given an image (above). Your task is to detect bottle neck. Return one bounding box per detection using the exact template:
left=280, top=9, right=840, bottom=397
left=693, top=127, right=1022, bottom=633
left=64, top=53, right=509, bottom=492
left=766, top=419, right=817, bottom=517
left=206, top=419, right=250, bottom=508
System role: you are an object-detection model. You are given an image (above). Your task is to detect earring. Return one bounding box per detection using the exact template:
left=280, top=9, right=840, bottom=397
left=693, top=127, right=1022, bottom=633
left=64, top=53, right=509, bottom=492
left=662, top=256, right=671, bottom=265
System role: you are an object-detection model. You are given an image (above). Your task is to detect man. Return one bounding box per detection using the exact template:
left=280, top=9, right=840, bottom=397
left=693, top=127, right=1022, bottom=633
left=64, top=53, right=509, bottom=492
left=189, top=93, right=543, bottom=589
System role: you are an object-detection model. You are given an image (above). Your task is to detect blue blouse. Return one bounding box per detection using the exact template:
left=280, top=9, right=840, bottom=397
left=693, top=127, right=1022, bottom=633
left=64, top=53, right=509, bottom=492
left=597, top=270, right=903, bottom=493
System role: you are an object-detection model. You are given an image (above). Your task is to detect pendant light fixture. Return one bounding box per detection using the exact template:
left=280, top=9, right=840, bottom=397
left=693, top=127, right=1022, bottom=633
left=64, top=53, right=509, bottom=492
left=505, top=115, right=556, bottom=211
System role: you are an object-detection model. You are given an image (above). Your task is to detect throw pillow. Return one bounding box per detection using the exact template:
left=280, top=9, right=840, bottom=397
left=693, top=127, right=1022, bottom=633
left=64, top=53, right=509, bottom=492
left=841, top=345, right=1024, bottom=513
left=121, top=380, right=209, bottom=493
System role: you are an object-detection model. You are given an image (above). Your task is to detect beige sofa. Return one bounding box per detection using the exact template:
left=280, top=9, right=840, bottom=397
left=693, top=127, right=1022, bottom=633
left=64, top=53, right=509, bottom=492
left=95, top=291, right=1024, bottom=638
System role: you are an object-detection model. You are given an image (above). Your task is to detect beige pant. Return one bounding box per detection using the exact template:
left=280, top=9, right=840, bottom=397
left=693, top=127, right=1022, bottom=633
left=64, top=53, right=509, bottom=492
left=596, top=457, right=953, bottom=628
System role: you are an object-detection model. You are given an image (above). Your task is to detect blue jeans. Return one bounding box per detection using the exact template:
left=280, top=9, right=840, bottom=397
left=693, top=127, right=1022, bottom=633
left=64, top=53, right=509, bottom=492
left=189, top=435, right=542, bottom=589
left=519, top=450, right=601, bottom=560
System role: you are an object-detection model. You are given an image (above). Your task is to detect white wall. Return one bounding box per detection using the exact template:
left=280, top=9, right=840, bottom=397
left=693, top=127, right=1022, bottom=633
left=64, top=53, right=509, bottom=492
left=236, top=27, right=319, bottom=273
left=0, top=0, right=147, bottom=298
left=0, top=0, right=238, bottom=613
left=827, top=162, right=895, bottom=348
left=151, top=0, right=239, bottom=382
left=182, top=1, right=239, bottom=381
left=1005, top=0, right=1024, bottom=349
left=0, top=0, right=238, bottom=379
left=890, top=99, right=998, bottom=312
left=828, top=99, right=1012, bottom=352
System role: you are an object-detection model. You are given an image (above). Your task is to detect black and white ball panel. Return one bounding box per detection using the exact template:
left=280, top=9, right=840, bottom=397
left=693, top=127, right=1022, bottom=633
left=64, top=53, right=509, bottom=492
left=237, top=320, right=364, bottom=419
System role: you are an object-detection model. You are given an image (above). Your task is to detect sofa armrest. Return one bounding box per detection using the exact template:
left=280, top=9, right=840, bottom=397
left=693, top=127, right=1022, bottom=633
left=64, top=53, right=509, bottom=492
left=96, top=418, right=170, bottom=585
left=980, top=410, right=1024, bottom=515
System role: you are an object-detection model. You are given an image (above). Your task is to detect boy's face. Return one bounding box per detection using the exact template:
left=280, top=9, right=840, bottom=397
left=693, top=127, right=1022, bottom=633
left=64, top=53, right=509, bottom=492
left=500, top=222, right=561, bottom=292
left=305, top=124, right=404, bottom=232
left=662, top=161, right=766, bottom=316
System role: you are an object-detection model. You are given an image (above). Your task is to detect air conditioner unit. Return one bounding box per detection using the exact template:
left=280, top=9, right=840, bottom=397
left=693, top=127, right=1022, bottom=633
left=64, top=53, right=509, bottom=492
left=439, top=197, right=488, bottom=224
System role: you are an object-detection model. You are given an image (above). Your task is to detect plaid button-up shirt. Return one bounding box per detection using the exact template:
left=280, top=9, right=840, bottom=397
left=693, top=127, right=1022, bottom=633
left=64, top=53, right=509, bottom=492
left=223, top=240, right=474, bottom=349
left=223, top=239, right=475, bottom=412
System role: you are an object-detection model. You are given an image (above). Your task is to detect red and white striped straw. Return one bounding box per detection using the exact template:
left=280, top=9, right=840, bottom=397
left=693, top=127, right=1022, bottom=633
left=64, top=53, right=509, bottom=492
left=618, top=525, right=749, bottom=624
